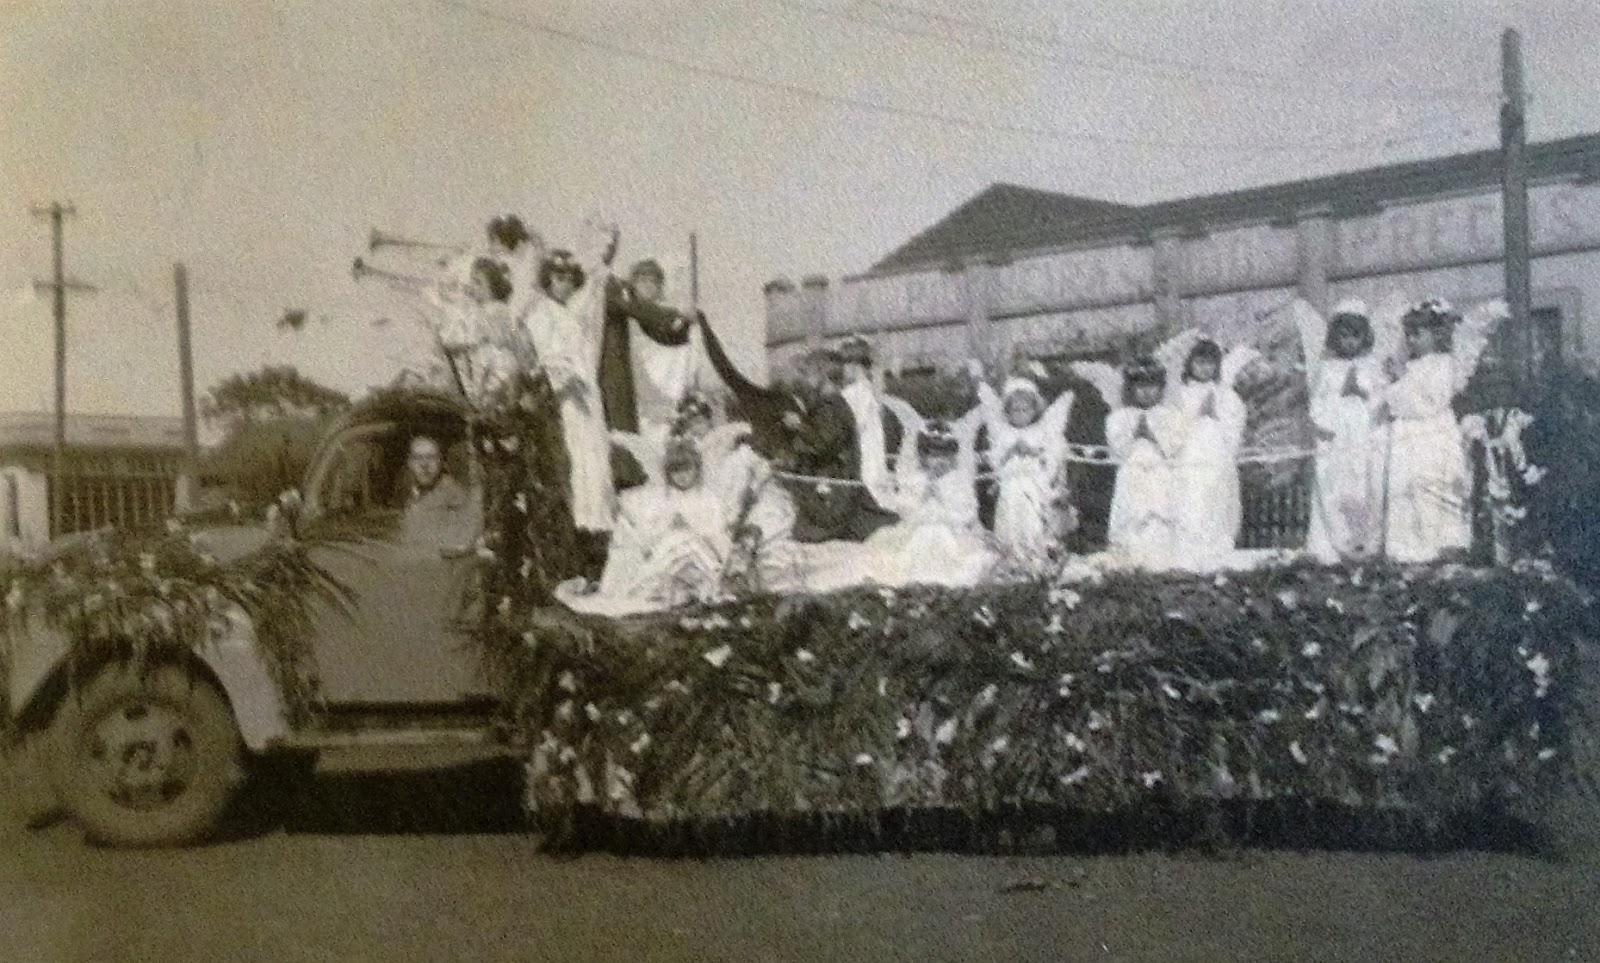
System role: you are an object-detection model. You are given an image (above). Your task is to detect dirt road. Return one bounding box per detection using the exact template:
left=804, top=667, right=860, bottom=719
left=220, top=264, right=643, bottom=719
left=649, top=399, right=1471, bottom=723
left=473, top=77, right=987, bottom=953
left=2, top=751, right=1595, bottom=963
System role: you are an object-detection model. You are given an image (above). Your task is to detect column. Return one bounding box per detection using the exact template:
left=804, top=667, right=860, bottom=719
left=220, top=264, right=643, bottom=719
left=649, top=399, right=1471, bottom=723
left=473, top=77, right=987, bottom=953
left=1152, top=230, right=1185, bottom=333
left=1296, top=207, right=1334, bottom=314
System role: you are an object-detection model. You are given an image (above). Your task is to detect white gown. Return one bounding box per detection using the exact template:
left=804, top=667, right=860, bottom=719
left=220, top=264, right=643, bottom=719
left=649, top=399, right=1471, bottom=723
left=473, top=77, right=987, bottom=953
left=978, top=384, right=1075, bottom=572
left=576, top=482, right=733, bottom=613
left=1385, top=353, right=1469, bottom=563
left=1106, top=404, right=1185, bottom=570
left=1305, top=356, right=1390, bottom=563
left=1170, top=381, right=1246, bottom=570
left=840, top=379, right=897, bottom=512
left=519, top=274, right=616, bottom=533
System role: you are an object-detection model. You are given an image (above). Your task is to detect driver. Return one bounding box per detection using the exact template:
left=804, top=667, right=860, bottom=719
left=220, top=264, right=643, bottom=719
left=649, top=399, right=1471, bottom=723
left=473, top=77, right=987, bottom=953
left=399, top=434, right=480, bottom=553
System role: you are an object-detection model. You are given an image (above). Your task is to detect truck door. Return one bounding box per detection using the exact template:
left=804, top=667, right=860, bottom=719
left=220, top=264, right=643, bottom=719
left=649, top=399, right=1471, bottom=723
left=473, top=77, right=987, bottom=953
left=301, top=414, right=492, bottom=706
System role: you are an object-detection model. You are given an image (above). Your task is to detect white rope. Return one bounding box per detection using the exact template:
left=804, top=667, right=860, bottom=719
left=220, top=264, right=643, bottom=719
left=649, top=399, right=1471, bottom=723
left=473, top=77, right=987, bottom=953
left=775, top=445, right=1315, bottom=487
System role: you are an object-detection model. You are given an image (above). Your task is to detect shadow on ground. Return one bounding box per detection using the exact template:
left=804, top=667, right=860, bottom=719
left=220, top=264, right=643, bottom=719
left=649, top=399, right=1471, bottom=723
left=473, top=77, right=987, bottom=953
left=224, top=755, right=529, bottom=840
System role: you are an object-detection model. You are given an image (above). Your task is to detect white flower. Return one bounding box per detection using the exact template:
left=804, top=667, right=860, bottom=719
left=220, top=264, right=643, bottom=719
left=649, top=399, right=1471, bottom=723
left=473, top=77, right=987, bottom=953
left=1289, top=741, right=1307, bottom=765
left=1257, top=709, right=1281, bottom=724
left=989, top=736, right=1010, bottom=754
left=935, top=718, right=959, bottom=745
left=4, top=583, right=23, bottom=611
left=1276, top=589, right=1299, bottom=609
left=702, top=643, right=734, bottom=668
left=557, top=671, right=579, bottom=693
left=1522, top=465, right=1546, bottom=485
left=854, top=752, right=875, bottom=766
left=1324, top=598, right=1345, bottom=614
left=1063, top=732, right=1087, bottom=753
left=1525, top=599, right=1543, bottom=615
left=584, top=702, right=602, bottom=722
left=877, top=676, right=889, bottom=697
left=1056, top=673, right=1076, bottom=697
left=138, top=552, right=158, bottom=574
left=513, top=492, right=529, bottom=513
left=795, top=648, right=817, bottom=664
left=1212, top=574, right=1229, bottom=588
left=1538, top=748, right=1557, bottom=761
left=1304, top=701, right=1324, bottom=721
left=974, top=683, right=999, bottom=709
left=1161, top=682, right=1181, bottom=700
left=896, top=717, right=913, bottom=740
left=1374, top=734, right=1399, bottom=756
left=739, top=615, right=754, bottom=629
left=1087, top=710, right=1107, bottom=732
left=877, top=587, right=897, bottom=602
left=1044, top=613, right=1065, bottom=635
left=1413, top=693, right=1436, bottom=713
left=973, top=605, right=997, bottom=627
left=1140, top=770, right=1163, bottom=788
left=767, top=682, right=783, bottom=704
left=1010, top=651, right=1036, bottom=671
left=1301, top=641, right=1322, bottom=659
left=555, top=700, right=575, bottom=722
left=1048, top=587, right=1082, bottom=610
left=1525, top=652, right=1551, bottom=676
left=1436, top=746, right=1457, bottom=765
left=1060, top=765, right=1090, bottom=787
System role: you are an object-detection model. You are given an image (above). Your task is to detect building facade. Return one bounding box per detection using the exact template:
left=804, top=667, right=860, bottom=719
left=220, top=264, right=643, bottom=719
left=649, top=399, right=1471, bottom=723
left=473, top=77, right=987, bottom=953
left=765, top=133, right=1600, bottom=386
left=0, top=412, right=187, bottom=552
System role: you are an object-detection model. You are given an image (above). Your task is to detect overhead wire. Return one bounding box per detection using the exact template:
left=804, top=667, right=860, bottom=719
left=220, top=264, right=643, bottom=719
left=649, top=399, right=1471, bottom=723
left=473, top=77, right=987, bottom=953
left=860, top=0, right=1492, bottom=102
left=427, top=0, right=1452, bottom=157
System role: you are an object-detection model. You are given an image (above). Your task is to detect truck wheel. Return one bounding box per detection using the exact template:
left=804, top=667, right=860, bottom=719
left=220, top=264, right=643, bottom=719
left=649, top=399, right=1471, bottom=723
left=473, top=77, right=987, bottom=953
left=52, top=662, right=243, bottom=847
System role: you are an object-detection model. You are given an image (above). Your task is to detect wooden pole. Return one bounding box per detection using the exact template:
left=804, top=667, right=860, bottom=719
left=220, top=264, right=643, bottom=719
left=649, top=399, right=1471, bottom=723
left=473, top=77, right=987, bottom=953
left=1501, top=28, right=1533, bottom=405
left=29, top=201, right=81, bottom=538
left=689, top=232, right=700, bottom=313
left=174, top=263, right=200, bottom=513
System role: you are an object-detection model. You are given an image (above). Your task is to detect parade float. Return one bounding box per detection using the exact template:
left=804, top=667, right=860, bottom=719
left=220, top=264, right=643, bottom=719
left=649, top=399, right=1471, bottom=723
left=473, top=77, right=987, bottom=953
left=2, top=221, right=1595, bottom=854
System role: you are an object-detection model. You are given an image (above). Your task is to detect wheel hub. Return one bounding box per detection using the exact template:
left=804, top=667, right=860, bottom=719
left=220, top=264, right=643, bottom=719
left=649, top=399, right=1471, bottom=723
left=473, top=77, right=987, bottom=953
left=87, top=700, right=197, bottom=810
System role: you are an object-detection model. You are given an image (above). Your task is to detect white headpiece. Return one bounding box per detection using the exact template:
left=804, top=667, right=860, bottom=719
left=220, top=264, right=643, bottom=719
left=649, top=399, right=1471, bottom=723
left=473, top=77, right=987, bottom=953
left=1332, top=297, right=1369, bottom=318
left=1001, top=376, right=1042, bottom=403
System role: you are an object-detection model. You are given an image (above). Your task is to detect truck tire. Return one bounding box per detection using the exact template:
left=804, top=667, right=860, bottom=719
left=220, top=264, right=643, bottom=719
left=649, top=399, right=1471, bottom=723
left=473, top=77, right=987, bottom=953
left=51, top=661, right=243, bottom=847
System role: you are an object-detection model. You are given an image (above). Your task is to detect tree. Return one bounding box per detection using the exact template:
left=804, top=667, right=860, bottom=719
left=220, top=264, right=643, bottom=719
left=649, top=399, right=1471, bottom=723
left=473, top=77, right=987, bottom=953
left=199, top=366, right=352, bottom=514
left=200, top=365, right=351, bottom=427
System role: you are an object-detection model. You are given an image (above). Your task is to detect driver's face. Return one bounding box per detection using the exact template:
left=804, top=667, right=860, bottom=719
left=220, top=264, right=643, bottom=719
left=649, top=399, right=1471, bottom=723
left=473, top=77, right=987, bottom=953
left=409, top=439, right=443, bottom=489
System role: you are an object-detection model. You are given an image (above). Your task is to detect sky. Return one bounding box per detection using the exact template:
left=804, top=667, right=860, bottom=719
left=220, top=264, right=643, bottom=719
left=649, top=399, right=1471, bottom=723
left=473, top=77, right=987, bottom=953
left=3, top=0, right=1600, bottom=422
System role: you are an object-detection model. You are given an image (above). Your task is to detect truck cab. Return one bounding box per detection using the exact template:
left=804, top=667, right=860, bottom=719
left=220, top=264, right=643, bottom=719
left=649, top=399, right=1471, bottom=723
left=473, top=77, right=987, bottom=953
left=4, top=391, right=517, bottom=846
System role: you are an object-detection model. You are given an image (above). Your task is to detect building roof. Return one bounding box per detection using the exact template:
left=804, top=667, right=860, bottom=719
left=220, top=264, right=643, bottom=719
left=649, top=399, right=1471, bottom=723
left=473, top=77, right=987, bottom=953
left=0, top=412, right=187, bottom=453
left=869, top=132, right=1600, bottom=275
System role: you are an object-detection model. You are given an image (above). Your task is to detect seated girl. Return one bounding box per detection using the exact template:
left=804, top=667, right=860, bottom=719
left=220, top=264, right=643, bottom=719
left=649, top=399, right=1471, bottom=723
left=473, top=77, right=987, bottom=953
left=559, top=441, right=734, bottom=615
left=811, top=404, right=998, bottom=591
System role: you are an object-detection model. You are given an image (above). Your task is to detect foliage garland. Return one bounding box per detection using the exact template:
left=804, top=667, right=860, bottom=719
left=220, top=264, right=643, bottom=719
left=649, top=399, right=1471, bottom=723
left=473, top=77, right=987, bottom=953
left=0, top=516, right=349, bottom=727
left=480, top=558, right=1593, bottom=841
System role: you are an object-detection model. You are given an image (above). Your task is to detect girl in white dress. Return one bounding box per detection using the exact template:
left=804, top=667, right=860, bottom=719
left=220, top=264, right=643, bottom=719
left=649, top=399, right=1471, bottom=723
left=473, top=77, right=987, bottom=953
left=845, top=406, right=999, bottom=589
left=580, top=441, right=732, bottom=612
left=519, top=237, right=619, bottom=555
left=977, top=376, right=1075, bottom=573
left=1296, top=299, right=1392, bottom=563
left=1170, top=339, right=1253, bottom=571
left=1383, top=297, right=1506, bottom=563
left=1085, top=357, right=1186, bottom=570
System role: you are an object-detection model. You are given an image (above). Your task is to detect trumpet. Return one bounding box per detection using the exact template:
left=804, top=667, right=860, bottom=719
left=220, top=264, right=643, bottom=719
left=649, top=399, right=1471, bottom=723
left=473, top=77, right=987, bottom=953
left=367, top=228, right=464, bottom=257
left=351, top=257, right=430, bottom=291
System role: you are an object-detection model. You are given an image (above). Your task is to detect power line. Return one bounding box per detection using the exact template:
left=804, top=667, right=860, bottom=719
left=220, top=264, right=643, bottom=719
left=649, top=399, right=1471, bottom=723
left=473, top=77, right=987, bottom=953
left=428, top=0, right=1435, bottom=156
left=862, top=0, right=1491, bottom=102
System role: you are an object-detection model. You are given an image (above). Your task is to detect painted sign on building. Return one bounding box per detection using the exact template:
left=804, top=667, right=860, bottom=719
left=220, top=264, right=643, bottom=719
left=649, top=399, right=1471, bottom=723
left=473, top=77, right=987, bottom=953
left=1335, top=182, right=1600, bottom=278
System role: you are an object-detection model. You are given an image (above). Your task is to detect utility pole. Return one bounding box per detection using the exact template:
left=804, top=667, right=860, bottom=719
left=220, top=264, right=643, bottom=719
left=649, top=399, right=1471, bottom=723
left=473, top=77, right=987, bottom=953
left=29, top=201, right=94, bottom=539
left=689, top=232, right=700, bottom=313
left=1501, top=28, right=1533, bottom=405
left=173, top=263, right=200, bottom=513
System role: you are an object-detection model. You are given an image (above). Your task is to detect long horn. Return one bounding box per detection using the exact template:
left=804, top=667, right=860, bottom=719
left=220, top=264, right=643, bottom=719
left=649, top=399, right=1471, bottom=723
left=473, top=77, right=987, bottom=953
left=368, top=228, right=463, bottom=255
left=352, top=257, right=429, bottom=291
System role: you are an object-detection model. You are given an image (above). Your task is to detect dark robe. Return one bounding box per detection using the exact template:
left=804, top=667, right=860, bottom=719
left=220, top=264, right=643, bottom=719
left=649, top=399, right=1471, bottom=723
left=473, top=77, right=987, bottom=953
left=695, top=311, right=804, bottom=461
left=786, top=392, right=899, bottom=543
left=598, top=277, right=691, bottom=434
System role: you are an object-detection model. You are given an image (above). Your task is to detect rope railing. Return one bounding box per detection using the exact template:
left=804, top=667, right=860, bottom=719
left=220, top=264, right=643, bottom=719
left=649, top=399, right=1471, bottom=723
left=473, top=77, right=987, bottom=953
left=773, top=444, right=1315, bottom=487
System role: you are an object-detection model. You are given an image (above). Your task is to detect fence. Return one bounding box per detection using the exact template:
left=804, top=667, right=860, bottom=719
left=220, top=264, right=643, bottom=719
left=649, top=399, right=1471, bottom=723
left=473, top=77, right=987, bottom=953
left=47, top=454, right=180, bottom=538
